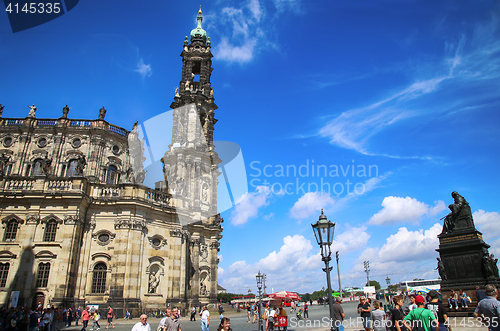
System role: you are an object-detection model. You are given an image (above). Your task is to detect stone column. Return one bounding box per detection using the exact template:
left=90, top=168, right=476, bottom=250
left=190, top=237, right=200, bottom=304
left=209, top=240, right=219, bottom=302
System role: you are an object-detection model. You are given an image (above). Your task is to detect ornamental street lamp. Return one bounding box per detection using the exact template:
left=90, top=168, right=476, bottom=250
left=256, top=271, right=264, bottom=331
left=312, top=209, right=336, bottom=331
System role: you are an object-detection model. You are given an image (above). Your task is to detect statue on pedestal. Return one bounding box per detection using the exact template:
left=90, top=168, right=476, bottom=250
left=442, top=191, right=473, bottom=234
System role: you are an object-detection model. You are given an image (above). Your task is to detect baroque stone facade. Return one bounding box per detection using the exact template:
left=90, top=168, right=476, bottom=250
left=0, top=8, right=222, bottom=315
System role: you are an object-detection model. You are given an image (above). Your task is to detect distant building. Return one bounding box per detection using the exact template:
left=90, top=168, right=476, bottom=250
left=0, top=7, right=222, bottom=315
left=217, top=285, right=227, bottom=294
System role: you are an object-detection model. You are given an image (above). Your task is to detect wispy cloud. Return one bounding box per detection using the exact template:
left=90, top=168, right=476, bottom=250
left=318, top=14, right=500, bottom=157
left=207, top=0, right=297, bottom=64
left=135, top=58, right=152, bottom=79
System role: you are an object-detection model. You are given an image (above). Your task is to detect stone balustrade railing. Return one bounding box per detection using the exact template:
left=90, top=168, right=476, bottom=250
left=0, top=176, right=171, bottom=208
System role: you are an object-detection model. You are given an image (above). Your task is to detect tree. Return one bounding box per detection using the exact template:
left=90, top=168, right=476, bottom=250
left=366, top=280, right=381, bottom=290
left=413, top=278, right=424, bottom=281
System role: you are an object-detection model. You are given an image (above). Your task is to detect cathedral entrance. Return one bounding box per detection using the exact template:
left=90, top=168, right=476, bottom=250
left=33, top=292, right=45, bottom=309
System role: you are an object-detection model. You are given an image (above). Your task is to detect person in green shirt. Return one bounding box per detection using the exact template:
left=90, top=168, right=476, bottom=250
left=403, top=295, right=437, bottom=331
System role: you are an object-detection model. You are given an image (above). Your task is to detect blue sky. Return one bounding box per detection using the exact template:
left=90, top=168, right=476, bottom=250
left=1, top=0, right=500, bottom=294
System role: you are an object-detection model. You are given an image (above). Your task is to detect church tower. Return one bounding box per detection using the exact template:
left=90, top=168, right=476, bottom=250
left=162, top=6, right=220, bottom=221
left=162, top=7, right=222, bottom=305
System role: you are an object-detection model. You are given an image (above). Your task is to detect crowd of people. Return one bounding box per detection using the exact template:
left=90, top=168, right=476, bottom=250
left=0, top=305, right=120, bottom=331
left=351, top=284, right=500, bottom=331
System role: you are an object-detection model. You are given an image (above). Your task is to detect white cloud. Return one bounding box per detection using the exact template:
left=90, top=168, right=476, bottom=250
left=135, top=58, right=152, bottom=78
left=228, top=260, right=247, bottom=273
left=215, top=37, right=257, bottom=64
left=230, top=186, right=272, bottom=225
left=474, top=210, right=500, bottom=241
left=345, top=223, right=442, bottom=284
left=258, top=235, right=320, bottom=272
left=368, top=196, right=446, bottom=225
left=331, top=225, right=371, bottom=255
left=376, top=223, right=442, bottom=262
left=290, top=192, right=334, bottom=220
left=247, top=0, right=262, bottom=22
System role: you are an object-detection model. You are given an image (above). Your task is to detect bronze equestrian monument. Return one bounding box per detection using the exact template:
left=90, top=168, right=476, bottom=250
left=436, top=191, right=500, bottom=316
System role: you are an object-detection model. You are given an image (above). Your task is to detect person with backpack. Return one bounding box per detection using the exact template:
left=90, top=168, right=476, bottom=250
left=403, top=295, right=437, bottom=331
left=389, top=296, right=407, bottom=331
left=426, top=290, right=451, bottom=331
left=370, top=301, right=385, bottom=331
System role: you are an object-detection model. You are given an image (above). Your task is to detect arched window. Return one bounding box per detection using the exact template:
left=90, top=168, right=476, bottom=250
left=106, top=165, right=117, bottom=184
left=0, top=263, right=10, bottom=287
left=4, top=220, right=18, bottom=241
left=33, top=159, right=43, bottom=176
left=67, top=159, right=78, bottom=177
left=92, top=263, right=107, bottom=293
left=43, top=220, right=57, bottom=242
left=36, top=262, right=50, bottom=288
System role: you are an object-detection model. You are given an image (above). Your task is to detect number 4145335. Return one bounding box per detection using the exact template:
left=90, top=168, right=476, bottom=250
left=5, top=3, right=61, bottom=14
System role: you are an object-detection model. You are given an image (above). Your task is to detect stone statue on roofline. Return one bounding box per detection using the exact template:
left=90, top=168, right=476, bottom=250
left=28, top=104, right=37, bottom=118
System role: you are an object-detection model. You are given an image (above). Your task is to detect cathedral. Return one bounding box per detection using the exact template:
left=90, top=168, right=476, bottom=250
left=0, top=8, right=222, bottom=315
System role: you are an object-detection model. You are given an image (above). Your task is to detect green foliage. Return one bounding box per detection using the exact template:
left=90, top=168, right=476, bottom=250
left=413, top=278, right=424, bottom=281
left=217, top=292, right=255, bottom=304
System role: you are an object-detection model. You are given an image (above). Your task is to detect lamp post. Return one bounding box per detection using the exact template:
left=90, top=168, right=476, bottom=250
left=256, top=271, right=264, bottom=331
left=336, top=251, right=342, bottom=299
left=312, top=209, right=336, bottom=331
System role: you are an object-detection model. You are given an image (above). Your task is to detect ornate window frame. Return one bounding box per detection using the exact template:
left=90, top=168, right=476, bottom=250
left=1, top=215, right=24, bottom=242
left=148, top=235, right=167, bottom=250
left=92, top=230, right=116, bottom=246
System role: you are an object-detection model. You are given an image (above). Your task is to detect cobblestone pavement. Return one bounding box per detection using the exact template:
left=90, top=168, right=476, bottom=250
left=61, top=303, right=488, bottom=331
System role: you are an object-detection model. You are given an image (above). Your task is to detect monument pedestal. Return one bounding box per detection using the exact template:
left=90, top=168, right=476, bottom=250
left=436, top=192, right=500, bottom=316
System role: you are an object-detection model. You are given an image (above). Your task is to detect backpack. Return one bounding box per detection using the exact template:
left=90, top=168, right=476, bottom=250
left=411, top=310, right=425, bottom=331
left=385, top=309, right=393, bottom=331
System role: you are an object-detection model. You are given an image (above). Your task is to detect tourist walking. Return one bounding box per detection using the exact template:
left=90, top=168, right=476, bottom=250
left=200, top=306, right=210, bottom=331
left=106, top=306, right=115, bottom=329
left=159, top=309, right=172, bottom=331
left=81, top=307, right=90, bottom=331
left=476, top=286, right=488, bottom=303
left=190, top=307, right=196, bottom=321
left=267, top=306, right=277, bottom=331
left=92, top=310, right=101, bottom=330
left=332, top=298, right=345, bottom=331
left=388, top=296, right=405, bottom=331
left=171, top=308, right=182, bottom=331
left=474, top=284, right=500, bottom=331
left=403, top=295, right=437, bottom=331
left=76, top=308, right=81, bottom=326
left=409, top=295, right=418, bottom=311
left=426, top=290, right=452, bottom=331
left=303, top=303, right=309, bottom=319
left=131, top=315, right=150, bottom=331
left=371, top=301, right=386, bottom=331
left=357, top=296, right=372, bottom=331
